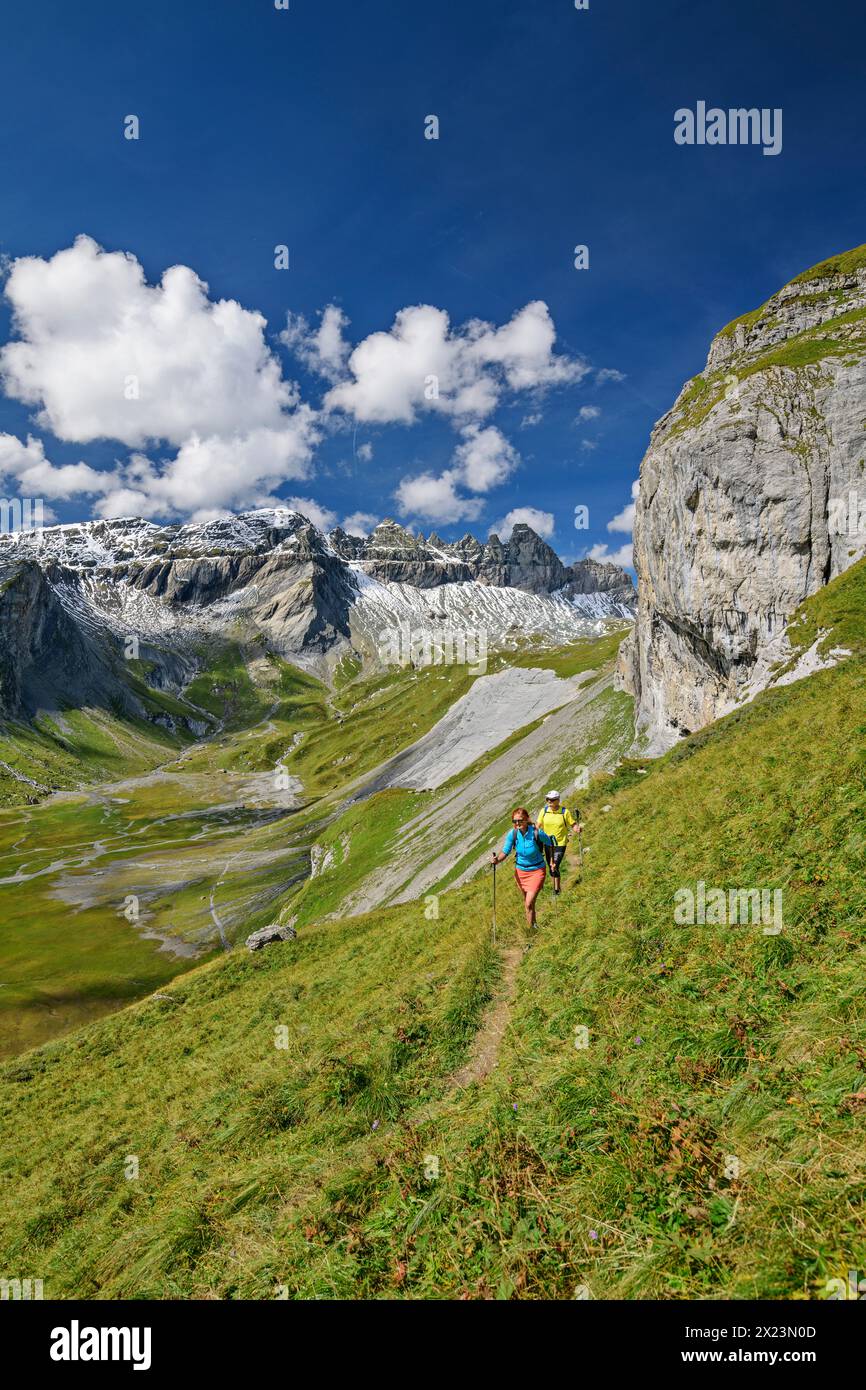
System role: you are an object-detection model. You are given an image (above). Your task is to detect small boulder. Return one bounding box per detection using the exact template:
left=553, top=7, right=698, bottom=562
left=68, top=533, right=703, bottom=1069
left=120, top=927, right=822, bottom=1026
left=246, top=922, right=298, bottom=952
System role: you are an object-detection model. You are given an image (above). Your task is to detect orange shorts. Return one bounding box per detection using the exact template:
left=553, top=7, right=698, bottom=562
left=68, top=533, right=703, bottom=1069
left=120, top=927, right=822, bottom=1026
left=514, top=866, right=546, bottom=897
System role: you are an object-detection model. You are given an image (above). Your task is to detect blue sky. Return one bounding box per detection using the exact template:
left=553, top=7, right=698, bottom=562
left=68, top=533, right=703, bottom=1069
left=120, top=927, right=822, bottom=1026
left=0, top=0, right=864, bottom=567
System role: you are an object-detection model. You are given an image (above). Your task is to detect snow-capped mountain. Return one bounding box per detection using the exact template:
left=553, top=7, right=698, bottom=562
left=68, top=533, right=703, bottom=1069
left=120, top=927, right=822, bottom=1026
left=0, top=509, right=634, bottom=719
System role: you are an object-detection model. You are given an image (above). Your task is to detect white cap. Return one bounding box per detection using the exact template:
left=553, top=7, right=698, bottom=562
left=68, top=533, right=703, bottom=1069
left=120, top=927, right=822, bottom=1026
left=546, top=790, right=560, bottom=800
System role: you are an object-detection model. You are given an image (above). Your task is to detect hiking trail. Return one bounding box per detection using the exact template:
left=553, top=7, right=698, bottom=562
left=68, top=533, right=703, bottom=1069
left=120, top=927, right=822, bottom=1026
left=449, top=946, right=523, bottom=1089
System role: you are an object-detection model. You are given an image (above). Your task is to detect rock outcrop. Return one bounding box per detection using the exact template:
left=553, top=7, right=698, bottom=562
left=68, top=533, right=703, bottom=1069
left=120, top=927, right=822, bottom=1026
left=619, top=244, right=866, bottom=751
left=245, top=922, right=297, bottom=951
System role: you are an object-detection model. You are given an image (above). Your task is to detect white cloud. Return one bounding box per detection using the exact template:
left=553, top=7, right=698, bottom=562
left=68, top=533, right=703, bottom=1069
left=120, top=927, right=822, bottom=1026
left=452, top=424, right=519, bottom=492
left=323, top=300, right=587, bottom=425
left=581, top=439, right=598, bottom=451
left=608, top=479, right=639, bottom=534
left=392, top=424, right=518, bottom=532
left=596, top=368, right=625, bottom=385
left=341, top=511, right=378, bottom=536
left=0, top=238, right=593, bottom=529
left=586, top=541, right=633, bottom=566
left=493, top=506, right=555, bottom=541
left=578, top=405, right=601, bottom=421
left=394, top=470, right=484, bottom=525
left=0, top=433, right=111, bottom=500
left=280, top=305, right=351, bottom=384
left=520, top=412, right=543, bottom=429
left=93, top=415, right=319, bottom=520
left=468, top=300, right=586, bottom=393
left=2, top=236, right=319, bottom=520
left=584, top=480, right=640, bottom=567
left=279, top=495, right=337, bottom=531
left=326, top=306, right=470, bottom=423
left=2, top=235, right=301, bottom=447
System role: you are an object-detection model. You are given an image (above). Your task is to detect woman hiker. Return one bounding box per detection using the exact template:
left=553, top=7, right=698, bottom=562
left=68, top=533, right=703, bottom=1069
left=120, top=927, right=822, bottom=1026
left=490, top=807, right=554, bottom=931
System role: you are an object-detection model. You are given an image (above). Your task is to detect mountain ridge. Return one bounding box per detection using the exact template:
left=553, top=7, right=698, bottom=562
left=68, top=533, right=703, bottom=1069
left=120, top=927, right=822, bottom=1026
left=0, top=508, right=634, bottom=604
left=0, top=509, right=634, bottom=721
left=329, top=516, right=634, bottom=604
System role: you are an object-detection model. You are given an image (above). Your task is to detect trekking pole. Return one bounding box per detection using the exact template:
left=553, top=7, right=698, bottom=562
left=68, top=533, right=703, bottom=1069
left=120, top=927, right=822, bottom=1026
left=577, top=826, right=584, bottom=872
left=491, top=859, right=497, bottom=945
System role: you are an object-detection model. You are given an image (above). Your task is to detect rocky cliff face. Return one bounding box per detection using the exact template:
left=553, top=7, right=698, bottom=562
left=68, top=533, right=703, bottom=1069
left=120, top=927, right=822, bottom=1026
left=0, top=561, right=126, bottom=719
left=619, top=244, right=866, bottom=751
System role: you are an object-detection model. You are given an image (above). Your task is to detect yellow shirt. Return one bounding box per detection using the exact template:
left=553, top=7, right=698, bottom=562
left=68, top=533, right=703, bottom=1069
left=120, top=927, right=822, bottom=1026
left=537, top=806, right=576, bottom=846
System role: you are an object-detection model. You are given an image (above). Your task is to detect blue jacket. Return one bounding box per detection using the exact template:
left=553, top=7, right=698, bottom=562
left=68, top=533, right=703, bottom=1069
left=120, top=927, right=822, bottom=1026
left=502, top=823, right=553, bottom=870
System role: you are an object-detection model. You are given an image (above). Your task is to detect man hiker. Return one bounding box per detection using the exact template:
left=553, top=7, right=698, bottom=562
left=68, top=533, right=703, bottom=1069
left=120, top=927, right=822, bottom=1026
left=535, top=790, right=582, bottom=895
left=490, top=807, right=554, bottom=931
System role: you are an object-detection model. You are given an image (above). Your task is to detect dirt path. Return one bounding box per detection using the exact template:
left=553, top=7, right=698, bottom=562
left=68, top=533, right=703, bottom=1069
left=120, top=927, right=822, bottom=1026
left=449, top=946, right=523, bottom=1089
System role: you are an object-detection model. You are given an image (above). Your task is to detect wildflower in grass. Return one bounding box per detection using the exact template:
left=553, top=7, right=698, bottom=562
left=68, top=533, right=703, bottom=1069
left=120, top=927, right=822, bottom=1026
left=589, top=1229, right=598, bottom=1240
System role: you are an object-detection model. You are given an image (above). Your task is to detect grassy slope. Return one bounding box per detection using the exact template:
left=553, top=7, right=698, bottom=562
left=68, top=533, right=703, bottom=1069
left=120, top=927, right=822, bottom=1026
left=0, top=639, right=298, bottom=809
left=0, top=563, right=863, bottom=1299
left=285, top=664, right=480, bottom=796
left=0, top=708, right=188, bottom=808
left=201, top=656, right=490, bottom=798
left=266, top=631, right=630, bottom=798
left=0, top=642, right=240, bottom=808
